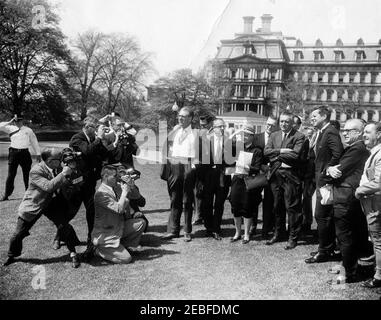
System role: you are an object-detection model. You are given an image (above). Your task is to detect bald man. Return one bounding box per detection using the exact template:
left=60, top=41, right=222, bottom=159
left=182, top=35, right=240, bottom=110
left=324, top=119, right=371, bottom=283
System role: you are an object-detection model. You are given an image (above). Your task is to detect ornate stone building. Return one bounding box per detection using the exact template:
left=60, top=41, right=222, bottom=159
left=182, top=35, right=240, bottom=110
left=215, top=15, right=381, bottom=129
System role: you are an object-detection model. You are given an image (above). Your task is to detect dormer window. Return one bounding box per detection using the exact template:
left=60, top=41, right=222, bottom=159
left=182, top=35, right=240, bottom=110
left=314, top=50, right=324, bottom=62
left=334, top=50, right=345, bottom=62
left=355, top=50, right=366, bottom=62
left=293, top=50, right=304, bottom=62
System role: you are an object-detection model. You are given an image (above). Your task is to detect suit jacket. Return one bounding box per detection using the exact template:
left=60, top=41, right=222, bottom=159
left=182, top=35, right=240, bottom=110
left=255, top=132, right=270, bottom=164
left=69, top=131, right=108, bottom=181
left=357, top=144, right=381, bottom=214
left=18, top=162, right=68, bottom=222
left=92, top=183, right=132, bottom=248
left=264, top=128, right=307, bottom=180
left=314, top=124, right=344, bottom=187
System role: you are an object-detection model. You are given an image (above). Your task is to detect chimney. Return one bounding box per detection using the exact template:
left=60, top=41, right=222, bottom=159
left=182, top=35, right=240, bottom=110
left=243, top=16, right=255, bottom=33
left=261, top=14, right=273, bottom=33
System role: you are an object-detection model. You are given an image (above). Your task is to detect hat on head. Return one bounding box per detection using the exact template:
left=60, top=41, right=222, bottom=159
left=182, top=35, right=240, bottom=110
left=241, top=125, right=256, bottom=135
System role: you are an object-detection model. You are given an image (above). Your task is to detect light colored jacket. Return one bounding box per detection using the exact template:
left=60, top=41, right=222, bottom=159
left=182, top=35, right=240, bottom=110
left=92, top=183, right=131, bottom=248
left=18, top=162, right=67, bottom=221
left=357, top=144, right=381, bottom=213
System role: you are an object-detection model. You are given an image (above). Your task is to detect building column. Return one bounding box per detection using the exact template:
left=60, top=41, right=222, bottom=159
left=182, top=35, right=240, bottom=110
left=362, top=110, right=368, bottom=122
left=374, top=110, right=380, bottom=122
left=331, top=108, right=337, bottom=120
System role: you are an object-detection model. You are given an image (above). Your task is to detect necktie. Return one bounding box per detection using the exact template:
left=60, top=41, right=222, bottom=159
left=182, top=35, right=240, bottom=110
left=215, top=137, right=222, bottom=164
left=314, top=130, right=323, bottom=154
left=281, top=133, right=288, bottom=147
left=112, top=188, right=119, bottom=200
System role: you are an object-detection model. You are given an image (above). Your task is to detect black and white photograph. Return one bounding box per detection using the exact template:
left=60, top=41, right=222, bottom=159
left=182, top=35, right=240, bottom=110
left=1, top=0, right=381, bottom=303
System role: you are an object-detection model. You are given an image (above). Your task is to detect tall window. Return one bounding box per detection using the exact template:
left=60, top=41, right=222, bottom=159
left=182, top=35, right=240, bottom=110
left=314, top=51, right=324, bottom=62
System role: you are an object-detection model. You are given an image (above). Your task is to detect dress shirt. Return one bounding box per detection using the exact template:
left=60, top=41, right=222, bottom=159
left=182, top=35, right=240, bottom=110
left=171, top=125, right=196, bottom=159
left=265, top=132, right=270, bottom=146
left=83, top=129, right=92, bottom=143
left=0, top=123, right=40, bottom=155
left=359, top=143, right=381, bottom=191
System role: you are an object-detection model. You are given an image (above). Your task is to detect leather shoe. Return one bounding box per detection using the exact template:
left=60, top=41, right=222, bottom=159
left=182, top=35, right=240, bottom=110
left=362, top=278, right=381, bottom=288
left=242, top=238, right=250, bottom=245
left=162, top=233, right=180, bottom=240
left=359, top=254, right=375, bottom=263
left=184, top=234, right=192, bottom=242
left=266, top=236, right=281, bottom=246
left=213, top=233, right=222, bottom=241
left=249, top=227, right=256, bottom=237
left=3, top=257, right=15, bottom=267
left=71, top=254, right=80, bottom=268
left=53, top=239, right=61, bottom=250
left=284, top=241, right=297, bottom=250
left=305, top=253, right=330, bottom=264
left=230, top=236, right=242, bottom=243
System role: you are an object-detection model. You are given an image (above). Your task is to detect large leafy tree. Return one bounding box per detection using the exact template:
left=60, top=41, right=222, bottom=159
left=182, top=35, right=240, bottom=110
left=0, top=0, right=70, bottom=117
left=67, top=30, right=106, bottom=120
left=147, top=68, right=216, bottom=128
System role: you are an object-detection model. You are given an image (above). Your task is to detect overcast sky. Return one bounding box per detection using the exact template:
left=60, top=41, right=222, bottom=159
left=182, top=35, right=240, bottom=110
left=51, top=0, right=381, bottom=81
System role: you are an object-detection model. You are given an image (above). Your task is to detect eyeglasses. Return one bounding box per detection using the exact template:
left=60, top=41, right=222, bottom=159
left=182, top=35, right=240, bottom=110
left=178, top=115, right=190, bottom=119
left=341, top=129, right=359, bottom=134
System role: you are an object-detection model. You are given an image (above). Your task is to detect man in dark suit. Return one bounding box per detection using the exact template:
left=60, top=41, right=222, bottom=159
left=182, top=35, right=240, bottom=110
left=252, top=116, right=278, bottom=239
left=201, top=119, right=234, bottom=240
left=69, top=116, right=111, bottom=256
left=324, top=119, right=371, bottom=283
left=3, top=148, right=80, bottom=268
left=305, top=105, right=344, bottom=264
left=264, top=111, right=308, bottom=249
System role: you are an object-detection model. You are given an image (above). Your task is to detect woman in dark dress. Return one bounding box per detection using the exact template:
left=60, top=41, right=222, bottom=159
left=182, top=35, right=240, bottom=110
left=230, top=126, right=264, bottom=244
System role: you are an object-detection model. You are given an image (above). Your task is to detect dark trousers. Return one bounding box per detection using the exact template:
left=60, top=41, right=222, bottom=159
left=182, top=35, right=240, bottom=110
left=81, top=178, right=97, bottom=241
left=201, top=167, right=230, bottom=233
left=302, top=178, right=315, bottom=229
left=260, top=185, right=275, bottom=236
left=230, top=176, right=262, bottom=219
left=333, top=190, right=369, bottom=276
left=4, top=148, right=32, bottom=197
left=167, top=162, right=196, bottom=235
left=270, top=170, right=303, bottom=242
left=193, top=166, right=205, bottom=221
left=8, top=198, right=78, bottom=258
left=315, top=184, right=336, bottom=254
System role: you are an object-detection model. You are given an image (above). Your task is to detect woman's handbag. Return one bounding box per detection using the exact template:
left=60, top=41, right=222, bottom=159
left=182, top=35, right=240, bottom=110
left=244, top=173, right=268, bottom=190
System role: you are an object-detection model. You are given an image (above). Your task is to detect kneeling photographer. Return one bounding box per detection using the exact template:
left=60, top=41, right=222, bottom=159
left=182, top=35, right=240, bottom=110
left=91, top=165, right=146, bottom=264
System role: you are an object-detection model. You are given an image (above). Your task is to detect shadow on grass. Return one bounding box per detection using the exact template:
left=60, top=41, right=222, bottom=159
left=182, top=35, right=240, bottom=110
left=143, top=209, right=170, bottom=214
left=146, top=224, right=168, bottom=234
left=17, top=254, right=72, bottom=265
left=86, top=248, right=180, bottom=267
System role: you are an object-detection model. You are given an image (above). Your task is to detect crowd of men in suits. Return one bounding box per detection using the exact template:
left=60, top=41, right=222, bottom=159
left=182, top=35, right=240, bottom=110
left=1, top=105, right=381, bottom=290
left=160, top=105, right=381, bottom=289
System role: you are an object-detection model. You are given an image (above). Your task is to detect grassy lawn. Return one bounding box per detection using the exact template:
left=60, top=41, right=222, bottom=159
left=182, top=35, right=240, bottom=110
left=0, top=159, right=380, bottom=300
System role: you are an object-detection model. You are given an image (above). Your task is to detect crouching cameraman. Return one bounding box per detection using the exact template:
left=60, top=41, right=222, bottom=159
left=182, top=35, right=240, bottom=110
left=91, top=165, right=146, bottom=264
left=117, top=166, right=149, bottom=233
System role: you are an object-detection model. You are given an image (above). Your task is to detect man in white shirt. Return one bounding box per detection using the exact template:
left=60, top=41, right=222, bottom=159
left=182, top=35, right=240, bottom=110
left=355, top=122, right=381, bottom=288
left=0, top=115, right=41, bottom=201
left=163, top=107, right=198, bottom=242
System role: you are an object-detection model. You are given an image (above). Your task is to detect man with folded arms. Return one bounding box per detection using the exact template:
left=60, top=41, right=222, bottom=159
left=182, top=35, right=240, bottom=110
left=355, top=122, right=381, bottom=288
left=264, top=111, right=307, bottom=250
left=325, top=119, right=371, bottom=283
left=92, top=165, right=146, bottom=264
left=305, top=106, right=343, bottom=264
